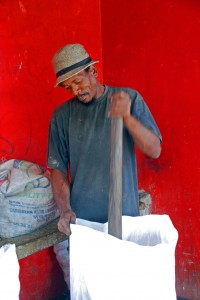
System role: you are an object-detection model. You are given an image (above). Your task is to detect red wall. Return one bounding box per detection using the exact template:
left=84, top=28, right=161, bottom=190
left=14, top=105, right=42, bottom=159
left=101, top=0, right=200, bottom=299
left=0, top=0, right=103, bottom=166
left=0, top=1, right=102, bottom=299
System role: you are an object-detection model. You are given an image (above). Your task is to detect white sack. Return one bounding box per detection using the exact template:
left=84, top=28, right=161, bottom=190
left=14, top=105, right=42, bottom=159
left=0, top=244, right=20, bottom=300
left=54, top=240, right=70, bottom=289
left=70, top=215, right=178, bottom=300
left=0, top=159, right=59, bottom=238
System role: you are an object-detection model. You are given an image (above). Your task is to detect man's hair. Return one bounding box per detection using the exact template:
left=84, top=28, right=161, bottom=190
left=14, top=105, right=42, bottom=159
left=84, top=66, right=90, bottom=72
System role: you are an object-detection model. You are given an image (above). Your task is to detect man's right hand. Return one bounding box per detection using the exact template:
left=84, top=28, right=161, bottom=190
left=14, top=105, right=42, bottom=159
left=57, top=209, right=76, bottom=235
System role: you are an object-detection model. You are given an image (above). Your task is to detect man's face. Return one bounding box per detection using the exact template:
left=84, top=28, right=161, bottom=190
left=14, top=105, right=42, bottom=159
left=60, top=66, right=99, bottom=103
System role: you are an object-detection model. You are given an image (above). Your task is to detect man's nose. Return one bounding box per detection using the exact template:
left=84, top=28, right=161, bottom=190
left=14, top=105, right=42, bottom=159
left=71, top=85, right=80, bottom=96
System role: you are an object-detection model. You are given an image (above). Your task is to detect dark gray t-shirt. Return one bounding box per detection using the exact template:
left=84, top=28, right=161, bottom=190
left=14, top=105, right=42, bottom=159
left=47, top=86, right=161, bottom=223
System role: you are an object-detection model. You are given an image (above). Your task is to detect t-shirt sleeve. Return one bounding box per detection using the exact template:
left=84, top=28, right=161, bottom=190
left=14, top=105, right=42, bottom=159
left=130, top=91, right=162, bottom=143
left=47, top=112, right=69, bottom=172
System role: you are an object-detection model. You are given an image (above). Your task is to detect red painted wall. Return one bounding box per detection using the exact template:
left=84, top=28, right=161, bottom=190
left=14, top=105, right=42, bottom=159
left=0, top=0, right=102, bottom=299
left=0, top=0, right=102, bottom=166
left=101, top=0, right=200, bottom=299
left=19, top=248, right=67, bottom=300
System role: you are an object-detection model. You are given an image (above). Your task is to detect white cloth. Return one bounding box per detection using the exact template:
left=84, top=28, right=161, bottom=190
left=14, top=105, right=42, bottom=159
left=0, top=244, right=20, bottom=300
left=70, top=215, right=178, bottom=300
left=54, top=240, right=70, bottom=288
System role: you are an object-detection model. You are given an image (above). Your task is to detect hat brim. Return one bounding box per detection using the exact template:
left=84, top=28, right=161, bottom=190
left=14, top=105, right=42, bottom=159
left=55, top=60, right=99, bottom=87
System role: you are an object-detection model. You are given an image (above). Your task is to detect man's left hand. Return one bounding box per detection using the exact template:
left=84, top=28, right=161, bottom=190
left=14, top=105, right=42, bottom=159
left=108, top=91, right=131, bottom=120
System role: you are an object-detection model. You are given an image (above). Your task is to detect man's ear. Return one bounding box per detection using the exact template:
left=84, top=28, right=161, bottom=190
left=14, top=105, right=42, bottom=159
left=89, top=65, right=98, bottom=77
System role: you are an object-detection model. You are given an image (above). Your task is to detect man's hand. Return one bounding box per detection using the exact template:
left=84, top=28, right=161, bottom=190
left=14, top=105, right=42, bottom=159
left=108, top=90, right=161, bottom=158
left=109, top=91, right=131, bottom=120
left=57, top=209, right=76, bottom=236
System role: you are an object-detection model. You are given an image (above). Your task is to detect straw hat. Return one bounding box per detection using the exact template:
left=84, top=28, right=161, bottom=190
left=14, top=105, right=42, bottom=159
left=52, top=44, right=99, bottom=87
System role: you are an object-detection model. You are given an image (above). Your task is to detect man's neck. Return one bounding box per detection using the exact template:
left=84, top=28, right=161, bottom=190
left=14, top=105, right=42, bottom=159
left=96, top=83, right=105, bottom=99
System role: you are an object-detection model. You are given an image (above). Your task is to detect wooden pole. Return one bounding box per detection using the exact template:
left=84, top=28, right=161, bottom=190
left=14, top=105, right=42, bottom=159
left=108, top=118, right=123, bottom=239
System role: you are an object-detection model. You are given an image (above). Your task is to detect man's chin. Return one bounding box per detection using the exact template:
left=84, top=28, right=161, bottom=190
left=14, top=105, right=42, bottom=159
left=77, top=94, right=92, bottom=103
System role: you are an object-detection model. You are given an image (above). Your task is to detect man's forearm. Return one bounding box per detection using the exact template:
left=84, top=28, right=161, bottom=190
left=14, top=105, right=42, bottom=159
left=51, top=169, right=76, bottom=235
left=108, top=90, right=161, bottom=158
left=123, top=115, right=161, bottom=158
left=51, top=169, right=71, bottom=214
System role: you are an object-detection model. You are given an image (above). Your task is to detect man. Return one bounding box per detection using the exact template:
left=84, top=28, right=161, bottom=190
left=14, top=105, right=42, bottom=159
left=47, top=43, right=162, bottom=237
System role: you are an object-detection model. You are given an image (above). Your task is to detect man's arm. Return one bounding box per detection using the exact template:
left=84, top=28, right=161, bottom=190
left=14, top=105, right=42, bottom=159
left=109, top=91, right=161, bottom=158
left=123, top=115, right=161, bottom=158
left=51, top=169, right=76, bottom=235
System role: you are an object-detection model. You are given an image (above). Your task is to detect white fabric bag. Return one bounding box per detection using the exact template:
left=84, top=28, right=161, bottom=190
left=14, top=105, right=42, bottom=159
left=0, top=159, right=59, bottom=238
left=70, top=215, right=178, bottom=300
left=54, top=240, right=70, bottom=289
left=0, top=244, right=20, bottom=300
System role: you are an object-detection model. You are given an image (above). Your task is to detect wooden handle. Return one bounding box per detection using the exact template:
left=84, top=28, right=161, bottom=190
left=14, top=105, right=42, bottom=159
left=108, top=118, right=123, bottom=239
